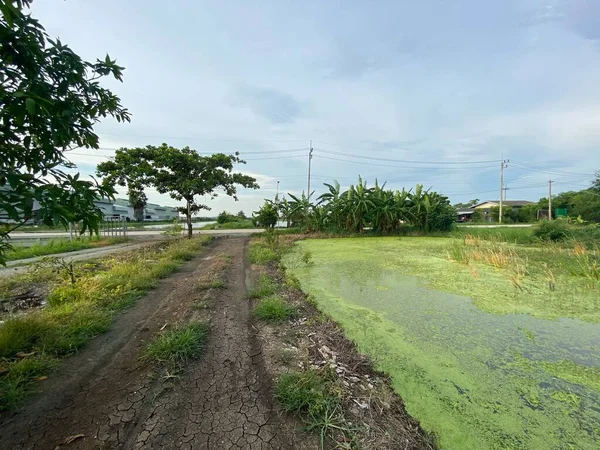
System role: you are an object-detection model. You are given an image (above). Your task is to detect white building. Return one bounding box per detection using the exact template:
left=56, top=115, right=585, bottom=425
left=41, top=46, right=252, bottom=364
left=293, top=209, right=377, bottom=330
left=94, top=198, right=180, bottom=221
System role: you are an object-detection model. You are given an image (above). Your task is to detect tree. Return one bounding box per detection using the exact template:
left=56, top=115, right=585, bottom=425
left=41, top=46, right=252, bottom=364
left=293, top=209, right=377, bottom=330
left=253, top=200, right=278, bottom=230
left=97, top=145, right=259, bottom=237
left=453, top=199, right=480, bottom=209
left=0, top=0, right=130, bottom=264
left=96, top=149, right=153, bottom=221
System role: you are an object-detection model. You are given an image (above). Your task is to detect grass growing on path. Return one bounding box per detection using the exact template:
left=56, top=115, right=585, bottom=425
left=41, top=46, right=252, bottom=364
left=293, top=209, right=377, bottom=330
left=143, top=322, right=209, bottom=365
left=248, top=273, right=277, bottom=298
left=253, top=296, right=295, bottom=323
left=0, top=236, right=211, bottom=411
left=6, top=237, right=128, bottom=261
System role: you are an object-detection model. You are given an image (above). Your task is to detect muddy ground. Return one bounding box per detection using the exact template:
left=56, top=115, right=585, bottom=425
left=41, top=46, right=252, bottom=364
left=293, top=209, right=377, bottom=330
left=0, top=237, right=315, bottom=449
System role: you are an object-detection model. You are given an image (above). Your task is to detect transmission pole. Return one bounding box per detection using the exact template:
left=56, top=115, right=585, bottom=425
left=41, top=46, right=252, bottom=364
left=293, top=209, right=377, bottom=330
left=499, top=157, right=509, bottom=224
left=548, top=179, right=554, bottom=220
left=307, top=141, right=313, bottom=200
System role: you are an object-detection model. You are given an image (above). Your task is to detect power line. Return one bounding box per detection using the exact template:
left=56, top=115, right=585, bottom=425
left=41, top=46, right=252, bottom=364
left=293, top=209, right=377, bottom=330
left=313, top=154, right=498, bottom=171
left=510, top=161, right=595, bottom=177
left=313, top=147, right=500, bottom=165
left=66, top=146, right=309, bottom=155
left=96, top=132, right=307, bottom=143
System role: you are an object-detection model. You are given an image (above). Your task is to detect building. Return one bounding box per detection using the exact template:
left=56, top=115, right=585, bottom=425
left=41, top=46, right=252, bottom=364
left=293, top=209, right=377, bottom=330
left=94, top=198, right=180, bottom=221
left=457, top=200, right=535, bottom=223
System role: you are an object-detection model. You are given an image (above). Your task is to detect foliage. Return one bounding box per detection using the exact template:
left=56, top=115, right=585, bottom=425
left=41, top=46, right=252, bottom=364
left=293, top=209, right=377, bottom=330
left=161, top=218, right=183, bottom=236
left=200, top=219, right=254, bottom=230
left=253, top=296, right=296, bottom=322
left=96, top=144, right=259, bottom=237
left=253, top=200, right=279, bottom=230
left=142, top=321, right=209, bottom=365
left=533, top=219, right=570, bottom=242
left=539, top=187, right=600, bottom=223
left=0, top=0, right=130, bottom=264
left=265, top=176, right=456, bottom=234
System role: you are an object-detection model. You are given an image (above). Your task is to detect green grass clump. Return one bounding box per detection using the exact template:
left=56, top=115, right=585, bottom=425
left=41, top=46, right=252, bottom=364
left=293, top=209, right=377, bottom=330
left=142, top=321, right=209, bottom=365
left=253, top=296, right=295, bottom=322
left=201, top=219, right=255, bottom=230
left=0, top=354, right=57, bottom=411
left=248, top=242, right=278, bottom=264
left=275, top=370, right=347, bottom=448
left=248, top=273, right=277, bottom=298
left=0, top=237, right=211, bottom=411
left=6, top=237, right=127, bottom=261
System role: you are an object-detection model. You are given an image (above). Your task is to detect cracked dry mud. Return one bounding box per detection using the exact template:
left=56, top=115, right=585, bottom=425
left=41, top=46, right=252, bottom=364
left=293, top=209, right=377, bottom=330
left=0, top=237, right=314, bottom=450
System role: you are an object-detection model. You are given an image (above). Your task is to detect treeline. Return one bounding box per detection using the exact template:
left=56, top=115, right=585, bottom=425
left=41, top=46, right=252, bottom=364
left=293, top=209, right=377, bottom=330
left=254, top=177, right=456, bottom=233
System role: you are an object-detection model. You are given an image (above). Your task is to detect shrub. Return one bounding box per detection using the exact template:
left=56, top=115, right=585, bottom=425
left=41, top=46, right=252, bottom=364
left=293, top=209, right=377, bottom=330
left=253, top=296, right=296, bottom=322
left=534, top=220, right=570, bottom=242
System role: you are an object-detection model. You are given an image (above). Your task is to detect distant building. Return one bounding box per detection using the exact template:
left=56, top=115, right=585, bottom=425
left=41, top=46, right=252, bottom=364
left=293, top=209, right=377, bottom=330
left=94, top=198, right=180, bottom=221
left=456, top=200, right=535, bottom=223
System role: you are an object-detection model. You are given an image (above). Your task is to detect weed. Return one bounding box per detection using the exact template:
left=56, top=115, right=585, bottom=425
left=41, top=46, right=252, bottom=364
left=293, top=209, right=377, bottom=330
left=196, top=278, right=226, bottom=291
left=253, top=296, right=296, bottom=323
left=301, top=250, right=314, bottom=266
left=0, top=354, right=57, bottom=411
left=274, top=347, right=297, bottom=365
left=191, top=300, right=209, bottom=310
left=275, top=370, right=347, bottom=449
left=248, top=273, right=277, bottom=298
left=142, top=321, right=209, bottom=365
left=248, top=243, right=277, bottom=264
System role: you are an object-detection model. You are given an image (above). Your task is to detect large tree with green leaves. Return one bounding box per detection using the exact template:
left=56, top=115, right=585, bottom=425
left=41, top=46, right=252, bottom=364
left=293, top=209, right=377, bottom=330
left=97, top=144, right=259, bottom=237
left=0, top=0, right=130, bottom=264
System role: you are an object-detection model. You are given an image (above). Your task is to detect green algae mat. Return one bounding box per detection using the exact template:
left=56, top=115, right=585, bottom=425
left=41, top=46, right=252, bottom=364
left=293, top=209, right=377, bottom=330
left=284, top=237, right=600, bottom=450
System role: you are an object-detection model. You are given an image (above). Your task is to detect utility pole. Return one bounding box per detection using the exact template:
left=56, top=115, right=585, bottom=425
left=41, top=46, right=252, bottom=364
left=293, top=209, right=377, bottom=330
left=307, top=141, right=313, bottom=200
left=548, top=179, right=554, bottom=220
left=499, top=157, right=509, bottom=224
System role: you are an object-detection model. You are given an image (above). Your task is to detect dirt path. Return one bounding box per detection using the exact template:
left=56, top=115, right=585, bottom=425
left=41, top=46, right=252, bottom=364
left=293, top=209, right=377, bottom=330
left=0, top=237, right=310, bottom=450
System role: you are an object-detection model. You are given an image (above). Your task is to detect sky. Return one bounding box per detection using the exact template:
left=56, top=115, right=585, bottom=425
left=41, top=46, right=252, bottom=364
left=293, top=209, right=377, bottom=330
left=31, top=0, right=600, bottom=214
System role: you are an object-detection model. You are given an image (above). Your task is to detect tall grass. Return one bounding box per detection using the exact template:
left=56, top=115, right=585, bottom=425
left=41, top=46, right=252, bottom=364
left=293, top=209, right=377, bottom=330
left=0, top=236, right=211, bottom=411
left=253, top=296, right=296, bottom=322
left=142, top=321, right=209, bottom=365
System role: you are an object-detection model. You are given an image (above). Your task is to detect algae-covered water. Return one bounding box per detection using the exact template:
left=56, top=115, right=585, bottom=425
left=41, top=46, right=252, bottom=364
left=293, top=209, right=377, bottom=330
left=284, top=237, right=600, bottom=450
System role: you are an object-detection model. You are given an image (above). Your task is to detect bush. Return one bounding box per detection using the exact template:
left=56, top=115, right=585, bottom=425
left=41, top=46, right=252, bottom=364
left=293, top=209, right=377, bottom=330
left=253, top=201, right=279, bottom=230
left=534, top=220, right=570, bottom=242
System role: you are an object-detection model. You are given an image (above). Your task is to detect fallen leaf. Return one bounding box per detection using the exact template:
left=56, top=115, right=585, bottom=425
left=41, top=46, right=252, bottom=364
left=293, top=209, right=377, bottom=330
left=35, top=376, right=48, bottom=382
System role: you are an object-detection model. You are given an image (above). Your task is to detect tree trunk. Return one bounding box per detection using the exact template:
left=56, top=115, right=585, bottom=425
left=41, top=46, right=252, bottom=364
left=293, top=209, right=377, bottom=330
left=186, top=199, right=193, bottom=238
left=134, top=204, right=144, bottom=222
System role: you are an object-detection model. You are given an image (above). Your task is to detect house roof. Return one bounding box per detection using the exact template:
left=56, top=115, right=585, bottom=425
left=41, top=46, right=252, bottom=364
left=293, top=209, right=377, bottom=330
left=472, top=200, right=534, bottom=208
left=457, top=209, right=475, bottom=215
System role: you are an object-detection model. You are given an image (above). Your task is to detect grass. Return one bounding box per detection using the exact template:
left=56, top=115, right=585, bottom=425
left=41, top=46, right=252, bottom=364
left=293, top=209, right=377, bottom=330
left=275, top=369, right=349, bottom=449
left=0, top=236, right=211, bottom=411
left=6, top=237, right=127, bottom=261
left=248, top=242, right=278, bottom=264
left=142, top=321, right=209, bottom=365
left=200, top=219, right=255, bottom=230
left=253, top=295, right=296, bottom=322
left=196, top=278, right=226, bottom=290
left=248, top=273, right=277, bottom=298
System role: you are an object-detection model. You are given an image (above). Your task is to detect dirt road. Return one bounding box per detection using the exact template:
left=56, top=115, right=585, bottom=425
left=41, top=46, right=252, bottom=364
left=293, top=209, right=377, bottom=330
left=0, top=237, right=311, bottom=449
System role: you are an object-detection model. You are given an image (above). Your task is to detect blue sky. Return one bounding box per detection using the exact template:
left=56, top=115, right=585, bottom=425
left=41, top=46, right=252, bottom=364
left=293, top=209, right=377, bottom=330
left=32, top=0, right=600, bottom=213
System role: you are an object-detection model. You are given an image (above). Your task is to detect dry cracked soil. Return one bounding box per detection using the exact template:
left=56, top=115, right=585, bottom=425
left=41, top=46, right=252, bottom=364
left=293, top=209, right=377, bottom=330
left=0, top=237, right=316, bottom=450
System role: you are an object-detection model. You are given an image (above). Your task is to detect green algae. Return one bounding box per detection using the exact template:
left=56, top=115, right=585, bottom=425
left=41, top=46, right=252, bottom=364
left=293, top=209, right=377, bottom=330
left=284, top=237, right=600, bottom=450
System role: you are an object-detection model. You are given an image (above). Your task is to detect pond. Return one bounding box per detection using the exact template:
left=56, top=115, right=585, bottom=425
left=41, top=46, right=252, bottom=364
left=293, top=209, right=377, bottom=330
left=284, top=238, right=600, bottom=450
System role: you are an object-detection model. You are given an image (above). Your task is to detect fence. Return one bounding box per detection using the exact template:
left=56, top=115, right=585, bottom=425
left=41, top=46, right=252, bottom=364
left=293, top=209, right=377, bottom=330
left=101, top=217, right=128, bottom=238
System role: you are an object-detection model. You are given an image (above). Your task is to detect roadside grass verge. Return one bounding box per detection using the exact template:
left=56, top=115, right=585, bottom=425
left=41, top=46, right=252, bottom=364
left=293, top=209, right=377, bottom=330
left=142, top=321, right=209, bottom=366
left=253, top=296, right=296, bottom=323
left=200, top=219, right=255, bottom=230
left=0, top=236, right=211, bottom=411
left=6, top=236, right=128, bottom=261
left=248, top=273, right=277, bottom=298
left=248, top=242, right=277, bottom=264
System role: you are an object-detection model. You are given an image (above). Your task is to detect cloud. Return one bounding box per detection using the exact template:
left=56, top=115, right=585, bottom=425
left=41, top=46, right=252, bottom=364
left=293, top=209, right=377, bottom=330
left=231, top=85, right=304, bottom=124
left=524, top=0, right=600, bottom=41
